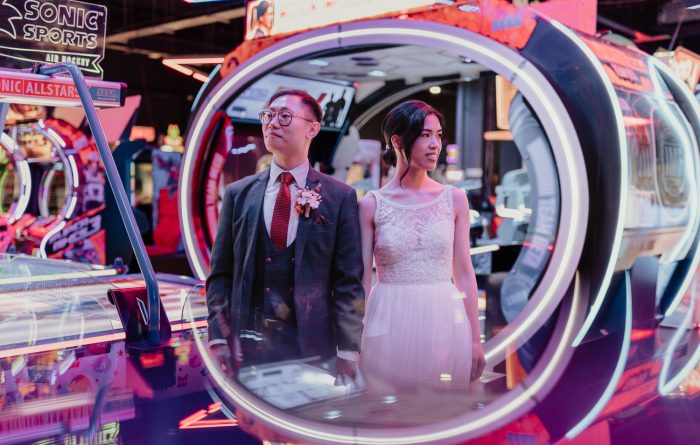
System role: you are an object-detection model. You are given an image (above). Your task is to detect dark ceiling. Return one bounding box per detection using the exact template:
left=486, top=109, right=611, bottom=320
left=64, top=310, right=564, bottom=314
left=85, top=0, right=700, bottom=135
left=89, top=0, right=246, bottom=135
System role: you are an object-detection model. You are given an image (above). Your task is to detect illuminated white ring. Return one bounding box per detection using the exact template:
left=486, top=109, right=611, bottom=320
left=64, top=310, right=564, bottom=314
left=181, top=18, right=590, bottom=443
left=548, top=22, right=630, bottom=347
left=646, top=57, right=700, bottom=394
left=35, top=122, right=76, bottom=220
left=0, top=133, right=31, bottom=225
left=658, top=289, right=700, bottom=396
left=647, top=57, right=700, bottom=318
left=567, top=272, right=632, bottom=438
left=182, top=19, right=588, bottom=363
left=186, top=274, right=584, bottom=443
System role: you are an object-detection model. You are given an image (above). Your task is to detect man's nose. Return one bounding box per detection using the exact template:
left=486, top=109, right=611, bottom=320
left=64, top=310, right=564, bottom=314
left=268, top=114, right=281, bottom=128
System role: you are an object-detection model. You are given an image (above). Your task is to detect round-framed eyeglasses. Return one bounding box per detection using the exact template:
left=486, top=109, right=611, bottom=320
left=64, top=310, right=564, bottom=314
left=259, top=110, right=316, bottom=126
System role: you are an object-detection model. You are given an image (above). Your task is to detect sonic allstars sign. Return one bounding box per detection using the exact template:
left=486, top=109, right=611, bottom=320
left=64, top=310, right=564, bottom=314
left=0, top=0, right=107, bottom=77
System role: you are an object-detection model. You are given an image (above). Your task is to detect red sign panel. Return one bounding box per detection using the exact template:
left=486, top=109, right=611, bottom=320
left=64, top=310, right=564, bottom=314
left=0, top=69, right=125, bottom=108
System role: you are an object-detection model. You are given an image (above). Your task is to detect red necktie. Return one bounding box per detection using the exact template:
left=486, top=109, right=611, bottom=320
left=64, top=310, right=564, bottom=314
left=270, top=172, right=294, bottom=250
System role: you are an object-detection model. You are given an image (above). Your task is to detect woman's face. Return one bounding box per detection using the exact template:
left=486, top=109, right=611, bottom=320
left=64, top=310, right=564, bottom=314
left=260, top=6, right=274, bottom=29
left=408, top=113, right=443, bottom=171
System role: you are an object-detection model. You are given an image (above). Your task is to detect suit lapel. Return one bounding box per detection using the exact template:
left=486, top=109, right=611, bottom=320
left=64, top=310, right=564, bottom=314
left=294, top=167, right=320, bottom=280
left=243, top=169, right=269, bottom=281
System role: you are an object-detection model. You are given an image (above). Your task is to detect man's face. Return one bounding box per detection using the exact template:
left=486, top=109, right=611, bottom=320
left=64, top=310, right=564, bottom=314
left=262, top=94, right=320, bottom=157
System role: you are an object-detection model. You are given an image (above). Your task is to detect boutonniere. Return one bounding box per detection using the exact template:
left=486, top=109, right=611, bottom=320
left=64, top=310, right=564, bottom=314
left=294, top=184, right=322, bottom=218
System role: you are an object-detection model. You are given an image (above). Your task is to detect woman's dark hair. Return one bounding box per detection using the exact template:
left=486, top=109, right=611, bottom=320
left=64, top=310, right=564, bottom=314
left=250, top=1, right=271, bottom=30
left=381, top=99, right=445, bottom=184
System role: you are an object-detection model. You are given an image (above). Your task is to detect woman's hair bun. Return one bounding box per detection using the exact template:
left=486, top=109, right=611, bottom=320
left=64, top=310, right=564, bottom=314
left=382, top=144, right=397, bottom=166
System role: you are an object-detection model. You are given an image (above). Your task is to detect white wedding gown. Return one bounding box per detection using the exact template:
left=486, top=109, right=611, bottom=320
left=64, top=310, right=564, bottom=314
left=361, top=186, right=473, bottom=391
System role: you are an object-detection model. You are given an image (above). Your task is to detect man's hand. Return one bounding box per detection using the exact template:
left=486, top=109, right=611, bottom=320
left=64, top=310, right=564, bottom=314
left=210, top=343, right=234, bottom=379
left=335, top=357, right=357, bottom=386
left=471, top=343, right=486, bottom=383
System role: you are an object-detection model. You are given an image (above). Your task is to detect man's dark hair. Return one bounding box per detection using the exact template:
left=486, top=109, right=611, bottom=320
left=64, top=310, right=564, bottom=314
left=267, top=89, right=323, bottom=123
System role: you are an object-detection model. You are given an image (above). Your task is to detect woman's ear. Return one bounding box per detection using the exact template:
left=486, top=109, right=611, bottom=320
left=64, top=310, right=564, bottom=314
left=390, top=134, right=401, bottom=151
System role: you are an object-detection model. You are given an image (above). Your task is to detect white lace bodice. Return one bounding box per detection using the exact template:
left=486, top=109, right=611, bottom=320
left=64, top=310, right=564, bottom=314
left=370, top=186, right=455, bottom=285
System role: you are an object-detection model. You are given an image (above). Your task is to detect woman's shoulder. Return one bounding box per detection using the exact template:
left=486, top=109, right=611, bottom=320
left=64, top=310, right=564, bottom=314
left=449, top=186, right=469, bottom=211
left=359, top=191, right=378, bottom=208
left=358, top=192, right=378, bottom=224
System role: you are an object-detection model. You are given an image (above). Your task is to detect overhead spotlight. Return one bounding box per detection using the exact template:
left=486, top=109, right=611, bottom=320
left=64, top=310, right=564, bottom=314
left=308, top=59, right=329, bottom=67
left=682, top=0, right=700, bottom=9
left=368, top=70, right=386, bottom=77
left=429, top=85, right=442, bottom=94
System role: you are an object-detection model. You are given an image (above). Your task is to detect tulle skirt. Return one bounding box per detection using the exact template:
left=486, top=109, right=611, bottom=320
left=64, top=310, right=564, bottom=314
left=360, top=281, right=473, bottom=392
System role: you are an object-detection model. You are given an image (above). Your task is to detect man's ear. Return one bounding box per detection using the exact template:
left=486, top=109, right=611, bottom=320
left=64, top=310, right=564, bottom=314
left=307, top=121, right=321, bottom=139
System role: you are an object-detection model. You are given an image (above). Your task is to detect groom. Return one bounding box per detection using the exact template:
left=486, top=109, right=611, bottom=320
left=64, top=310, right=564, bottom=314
left=206, top=89, right=364, bottom=380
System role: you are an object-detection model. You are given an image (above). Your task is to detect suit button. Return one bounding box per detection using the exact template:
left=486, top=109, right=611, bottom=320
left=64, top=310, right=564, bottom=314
left=291, top=257, right=295, bottom=263
left=264, top=288, right=271, bottom=294
left=265, top=257, right=272, bottom=264
left=288, top=287, right=294, bottom=294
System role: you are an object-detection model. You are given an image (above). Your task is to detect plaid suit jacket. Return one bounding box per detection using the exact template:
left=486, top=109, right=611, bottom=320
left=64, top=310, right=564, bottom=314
left=206, top=166, right=365, bottom=357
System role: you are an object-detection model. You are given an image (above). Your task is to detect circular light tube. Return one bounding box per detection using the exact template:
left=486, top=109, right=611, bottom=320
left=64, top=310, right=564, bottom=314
left=181, top=18, right=590, bottom=444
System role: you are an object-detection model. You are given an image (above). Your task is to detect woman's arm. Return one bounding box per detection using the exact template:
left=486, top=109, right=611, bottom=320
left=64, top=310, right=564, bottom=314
left=358, top=193, right=377, bottom=300
left=451, top=188, right=486, bottom=382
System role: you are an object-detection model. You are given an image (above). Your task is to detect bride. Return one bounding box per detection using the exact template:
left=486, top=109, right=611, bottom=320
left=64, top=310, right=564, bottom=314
left=359, top=100, right=485, bottom=391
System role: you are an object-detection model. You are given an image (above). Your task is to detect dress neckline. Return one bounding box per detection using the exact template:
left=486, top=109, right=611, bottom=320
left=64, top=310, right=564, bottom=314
left=373, top=185, right=451, bottom=209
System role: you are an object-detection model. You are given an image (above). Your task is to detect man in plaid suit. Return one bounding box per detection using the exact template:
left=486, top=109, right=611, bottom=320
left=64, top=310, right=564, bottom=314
left=206, top=89, right=364, bottom=381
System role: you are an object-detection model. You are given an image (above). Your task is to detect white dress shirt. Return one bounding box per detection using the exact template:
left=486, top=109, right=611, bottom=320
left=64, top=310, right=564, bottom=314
left=265, top=160, right=309, bottom=244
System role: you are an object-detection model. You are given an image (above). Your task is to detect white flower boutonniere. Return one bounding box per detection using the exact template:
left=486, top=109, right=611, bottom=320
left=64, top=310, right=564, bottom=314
left=294, top=184, right=322, bottom=218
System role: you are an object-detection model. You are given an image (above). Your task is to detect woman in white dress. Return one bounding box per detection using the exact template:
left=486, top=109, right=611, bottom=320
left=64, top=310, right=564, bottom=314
left=359, top=100, right=485, bottom=391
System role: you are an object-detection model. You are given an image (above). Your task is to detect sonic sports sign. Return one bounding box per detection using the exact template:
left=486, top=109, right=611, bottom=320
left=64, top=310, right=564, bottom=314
left=0, top=0, right=107, bottom=77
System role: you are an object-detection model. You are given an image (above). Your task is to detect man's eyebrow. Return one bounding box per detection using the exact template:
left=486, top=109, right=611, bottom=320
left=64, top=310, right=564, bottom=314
left=268, top=106, right=291, bottom=111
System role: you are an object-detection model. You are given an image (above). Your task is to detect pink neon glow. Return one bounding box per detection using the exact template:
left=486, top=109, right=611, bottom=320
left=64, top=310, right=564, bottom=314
left=171, top=320, right=208, bottom=332
left=0, top=319, right=207, bottom=360
left=0, top=333, right=126, bottom=359
left=163, top=57, right=225, bottom=65
left=623, top=116, right=651, bottom=127
left=162, top=58, right=222, bottom=81
left=180, top=420, right=239, bottom=429
left=522, top=241, right=554, bottom=251
left=179, top=405, right=238, bottom=430
left=162, top=60, right=194, bottom=76
left=208, top=402, right=222, bottom=413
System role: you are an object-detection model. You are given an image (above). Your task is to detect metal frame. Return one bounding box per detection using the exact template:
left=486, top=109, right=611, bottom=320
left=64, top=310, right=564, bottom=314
left=0, top=63, right=161, bottom=345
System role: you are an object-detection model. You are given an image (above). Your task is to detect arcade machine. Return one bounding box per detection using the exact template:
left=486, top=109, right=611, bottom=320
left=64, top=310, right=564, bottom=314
left=5, top=114, right=108, bottom=264
left=0, top=132, right=31, bottom=252
left=178, top=0, right=700, bottom=444
left=0, top=66, right=214, bottom=443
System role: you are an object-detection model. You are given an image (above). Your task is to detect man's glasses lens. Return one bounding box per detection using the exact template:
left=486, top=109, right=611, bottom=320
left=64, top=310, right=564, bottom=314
left=259, top=110, right=294, bottom=126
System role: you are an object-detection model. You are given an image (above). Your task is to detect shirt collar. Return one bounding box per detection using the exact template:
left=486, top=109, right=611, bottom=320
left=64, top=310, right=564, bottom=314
left=269, top=160, right=309, bottom=188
